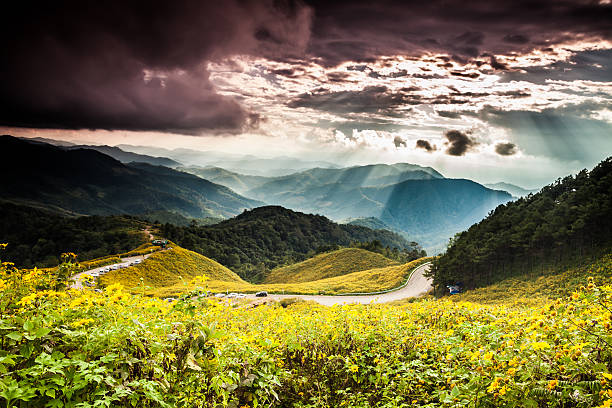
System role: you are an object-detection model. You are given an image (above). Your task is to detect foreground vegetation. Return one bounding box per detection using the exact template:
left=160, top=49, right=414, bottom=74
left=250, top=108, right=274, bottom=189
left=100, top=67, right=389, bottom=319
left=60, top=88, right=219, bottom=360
left=1, top=249, right=611, bottom=407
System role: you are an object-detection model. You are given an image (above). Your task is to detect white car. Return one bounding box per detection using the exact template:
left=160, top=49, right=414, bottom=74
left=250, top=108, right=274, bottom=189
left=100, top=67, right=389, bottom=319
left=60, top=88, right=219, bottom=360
left=133, top=259, right=142, bottom=264
left=226, top=293, right=238, bottom=299
left=214, top=293, right=225, bottom=298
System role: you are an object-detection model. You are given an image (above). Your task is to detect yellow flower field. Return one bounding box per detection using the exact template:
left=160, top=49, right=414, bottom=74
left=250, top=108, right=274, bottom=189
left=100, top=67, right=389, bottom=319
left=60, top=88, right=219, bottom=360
left=1, top=250, right=611, bottom=407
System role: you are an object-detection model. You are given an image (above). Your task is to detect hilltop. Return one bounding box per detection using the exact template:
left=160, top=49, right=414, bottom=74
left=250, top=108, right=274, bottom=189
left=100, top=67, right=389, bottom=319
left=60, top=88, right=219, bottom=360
left=263, top=248, right=398, bottom=283
left=160, top=206, right=423, bottom=281
left=99, top=245, right=245, bottom=291
left=0, top=135, right=261, bottom=219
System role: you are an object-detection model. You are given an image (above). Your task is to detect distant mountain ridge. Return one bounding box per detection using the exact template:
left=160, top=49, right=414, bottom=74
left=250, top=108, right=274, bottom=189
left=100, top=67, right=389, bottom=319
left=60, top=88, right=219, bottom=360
left=118, top=144, right=340, bottom=176
left=485, top=182, right=539, bottom=197
left=180, top=162, right=443, bottom=195
left=68, top=144, right=181, bottom=168
left=1, top=135, right=261, bottom=218
left=18, top=137, right=181, bottom=167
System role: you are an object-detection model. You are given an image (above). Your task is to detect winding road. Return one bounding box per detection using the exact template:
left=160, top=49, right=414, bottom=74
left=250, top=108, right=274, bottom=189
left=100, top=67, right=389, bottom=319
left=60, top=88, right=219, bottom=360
left=245, top=262, right=432, bottom=306
left=72, top=251, right=432, bottom=305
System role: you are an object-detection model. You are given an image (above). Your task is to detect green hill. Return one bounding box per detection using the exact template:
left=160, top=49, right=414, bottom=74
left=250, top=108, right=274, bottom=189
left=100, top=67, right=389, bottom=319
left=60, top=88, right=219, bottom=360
left=99, top=245, right=245, bottom=291
left=431, top=156, right=612, bottom=294
left=0, top=135, right=262, bottom=219
left=0, top=201, right=148, bottom=267
left=264, top=248, right=398, bottom=283
left=160, top=206, right=424, bottom=282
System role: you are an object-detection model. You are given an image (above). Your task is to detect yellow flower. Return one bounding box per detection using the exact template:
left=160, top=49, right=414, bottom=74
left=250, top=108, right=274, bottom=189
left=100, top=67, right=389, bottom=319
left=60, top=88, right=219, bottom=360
left=17, top=293, right=37, bottom=306
left=531, top=342, right=551, bottom=351
left=547, top=379, right=558, bottom=390
left=105, top=283, right=124, bottom=293
left=349, top=364, right=359, bottom=373
left=72, top=318, right=94, bottom=328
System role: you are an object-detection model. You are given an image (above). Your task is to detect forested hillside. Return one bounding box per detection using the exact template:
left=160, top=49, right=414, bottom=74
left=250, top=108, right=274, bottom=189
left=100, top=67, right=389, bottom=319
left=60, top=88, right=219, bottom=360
left=0, top=135, right=261, bottom=218
left=0, top=201, right=147, bottom=267
left=160, top=206, right=423, bottom=281
left=431, top=157, right=612, bottom=293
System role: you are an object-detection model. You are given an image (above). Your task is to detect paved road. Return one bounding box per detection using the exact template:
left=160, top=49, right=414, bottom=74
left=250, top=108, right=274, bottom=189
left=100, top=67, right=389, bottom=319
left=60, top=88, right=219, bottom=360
left=70, top=254, right=152, bottom=289
left=246, top=262, right=432, bottom=306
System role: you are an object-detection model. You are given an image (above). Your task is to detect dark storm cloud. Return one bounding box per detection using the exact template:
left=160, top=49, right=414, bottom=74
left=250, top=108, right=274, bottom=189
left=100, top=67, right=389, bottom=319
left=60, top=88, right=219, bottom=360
left=0, top=0, right=312, bottom=133
left=495, top=142, right=518, bottom=156
left=444, top=130, right=478, bottom=156
left=500, top=49, right=612, bottom=85
left=416, top=139, right=437, bottom=152
left=502, top=34, right=530, bottom=44
left=288, top=86, right=423, bottom=114
left=393, top=136, right=407, bottom=148
left=304, top=0, right=612, bottom=66
left=288, top=85, right=487, bottom=115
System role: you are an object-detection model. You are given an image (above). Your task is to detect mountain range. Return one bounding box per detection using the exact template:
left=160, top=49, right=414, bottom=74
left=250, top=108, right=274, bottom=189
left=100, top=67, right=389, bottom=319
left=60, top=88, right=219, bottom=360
left=1, top=135, right=261, bottom=218
left=8, top=135, right=516, bottom=253
left=181, top=163, right=511, bottom=252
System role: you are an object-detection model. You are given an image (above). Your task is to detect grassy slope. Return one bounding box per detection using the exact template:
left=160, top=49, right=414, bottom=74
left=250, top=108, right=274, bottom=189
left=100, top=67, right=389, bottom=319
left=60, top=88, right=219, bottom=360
left=263, top=248, right=398, bottom=283
left=448, top=251, right=612, bottom=306
left=99, top=246, right=245, bottom=291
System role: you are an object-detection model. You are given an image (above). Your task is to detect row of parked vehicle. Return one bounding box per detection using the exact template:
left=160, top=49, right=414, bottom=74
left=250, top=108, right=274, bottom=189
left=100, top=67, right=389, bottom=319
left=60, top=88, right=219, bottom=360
left=82, top=259, right=142, bottom=284
left=214, top=291, right=268, bottom=299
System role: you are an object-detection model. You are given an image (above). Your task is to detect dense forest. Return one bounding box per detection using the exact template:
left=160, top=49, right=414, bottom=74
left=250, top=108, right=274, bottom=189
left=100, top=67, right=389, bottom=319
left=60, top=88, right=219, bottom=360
left=160, top=206, right=424, bottom=282
left=431, top=157, right=612, bottom=294
left=0, top=202, right=147, bottom=267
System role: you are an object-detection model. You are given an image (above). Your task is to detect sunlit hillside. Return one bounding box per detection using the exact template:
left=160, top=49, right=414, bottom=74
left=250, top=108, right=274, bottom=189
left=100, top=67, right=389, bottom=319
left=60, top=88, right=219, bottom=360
left=264, top=248, right=398, bottom=283
left=99, top=245, right=245, bottom=291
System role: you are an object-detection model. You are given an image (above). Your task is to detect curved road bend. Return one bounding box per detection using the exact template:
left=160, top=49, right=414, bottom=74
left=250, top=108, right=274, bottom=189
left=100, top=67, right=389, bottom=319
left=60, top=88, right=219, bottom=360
left=70, top=254, right=152, bottom=289
left=246, top=262, right=432, bottom=306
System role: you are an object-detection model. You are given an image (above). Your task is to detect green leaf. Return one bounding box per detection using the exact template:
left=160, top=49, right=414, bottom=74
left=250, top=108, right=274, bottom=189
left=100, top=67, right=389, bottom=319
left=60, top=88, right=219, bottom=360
left=23, top=320, right=35, bottom=332
left=6, top=332, right=22, bottom=341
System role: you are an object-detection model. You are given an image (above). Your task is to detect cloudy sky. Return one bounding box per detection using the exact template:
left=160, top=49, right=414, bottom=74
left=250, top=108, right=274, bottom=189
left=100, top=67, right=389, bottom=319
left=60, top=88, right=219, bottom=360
left=1, top=0, right=611, bottom=188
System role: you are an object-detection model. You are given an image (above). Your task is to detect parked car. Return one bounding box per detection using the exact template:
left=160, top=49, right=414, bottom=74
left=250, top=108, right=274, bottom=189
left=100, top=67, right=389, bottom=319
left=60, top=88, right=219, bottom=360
left=133, top=259, right=142, bottom=264
left=226, top=293, right=238, bottom=299
left=214, top=293, right=225, bottom=298
left=236, top=294, right=246, bottom=299
left=255, top=291, right=268, bottom=297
